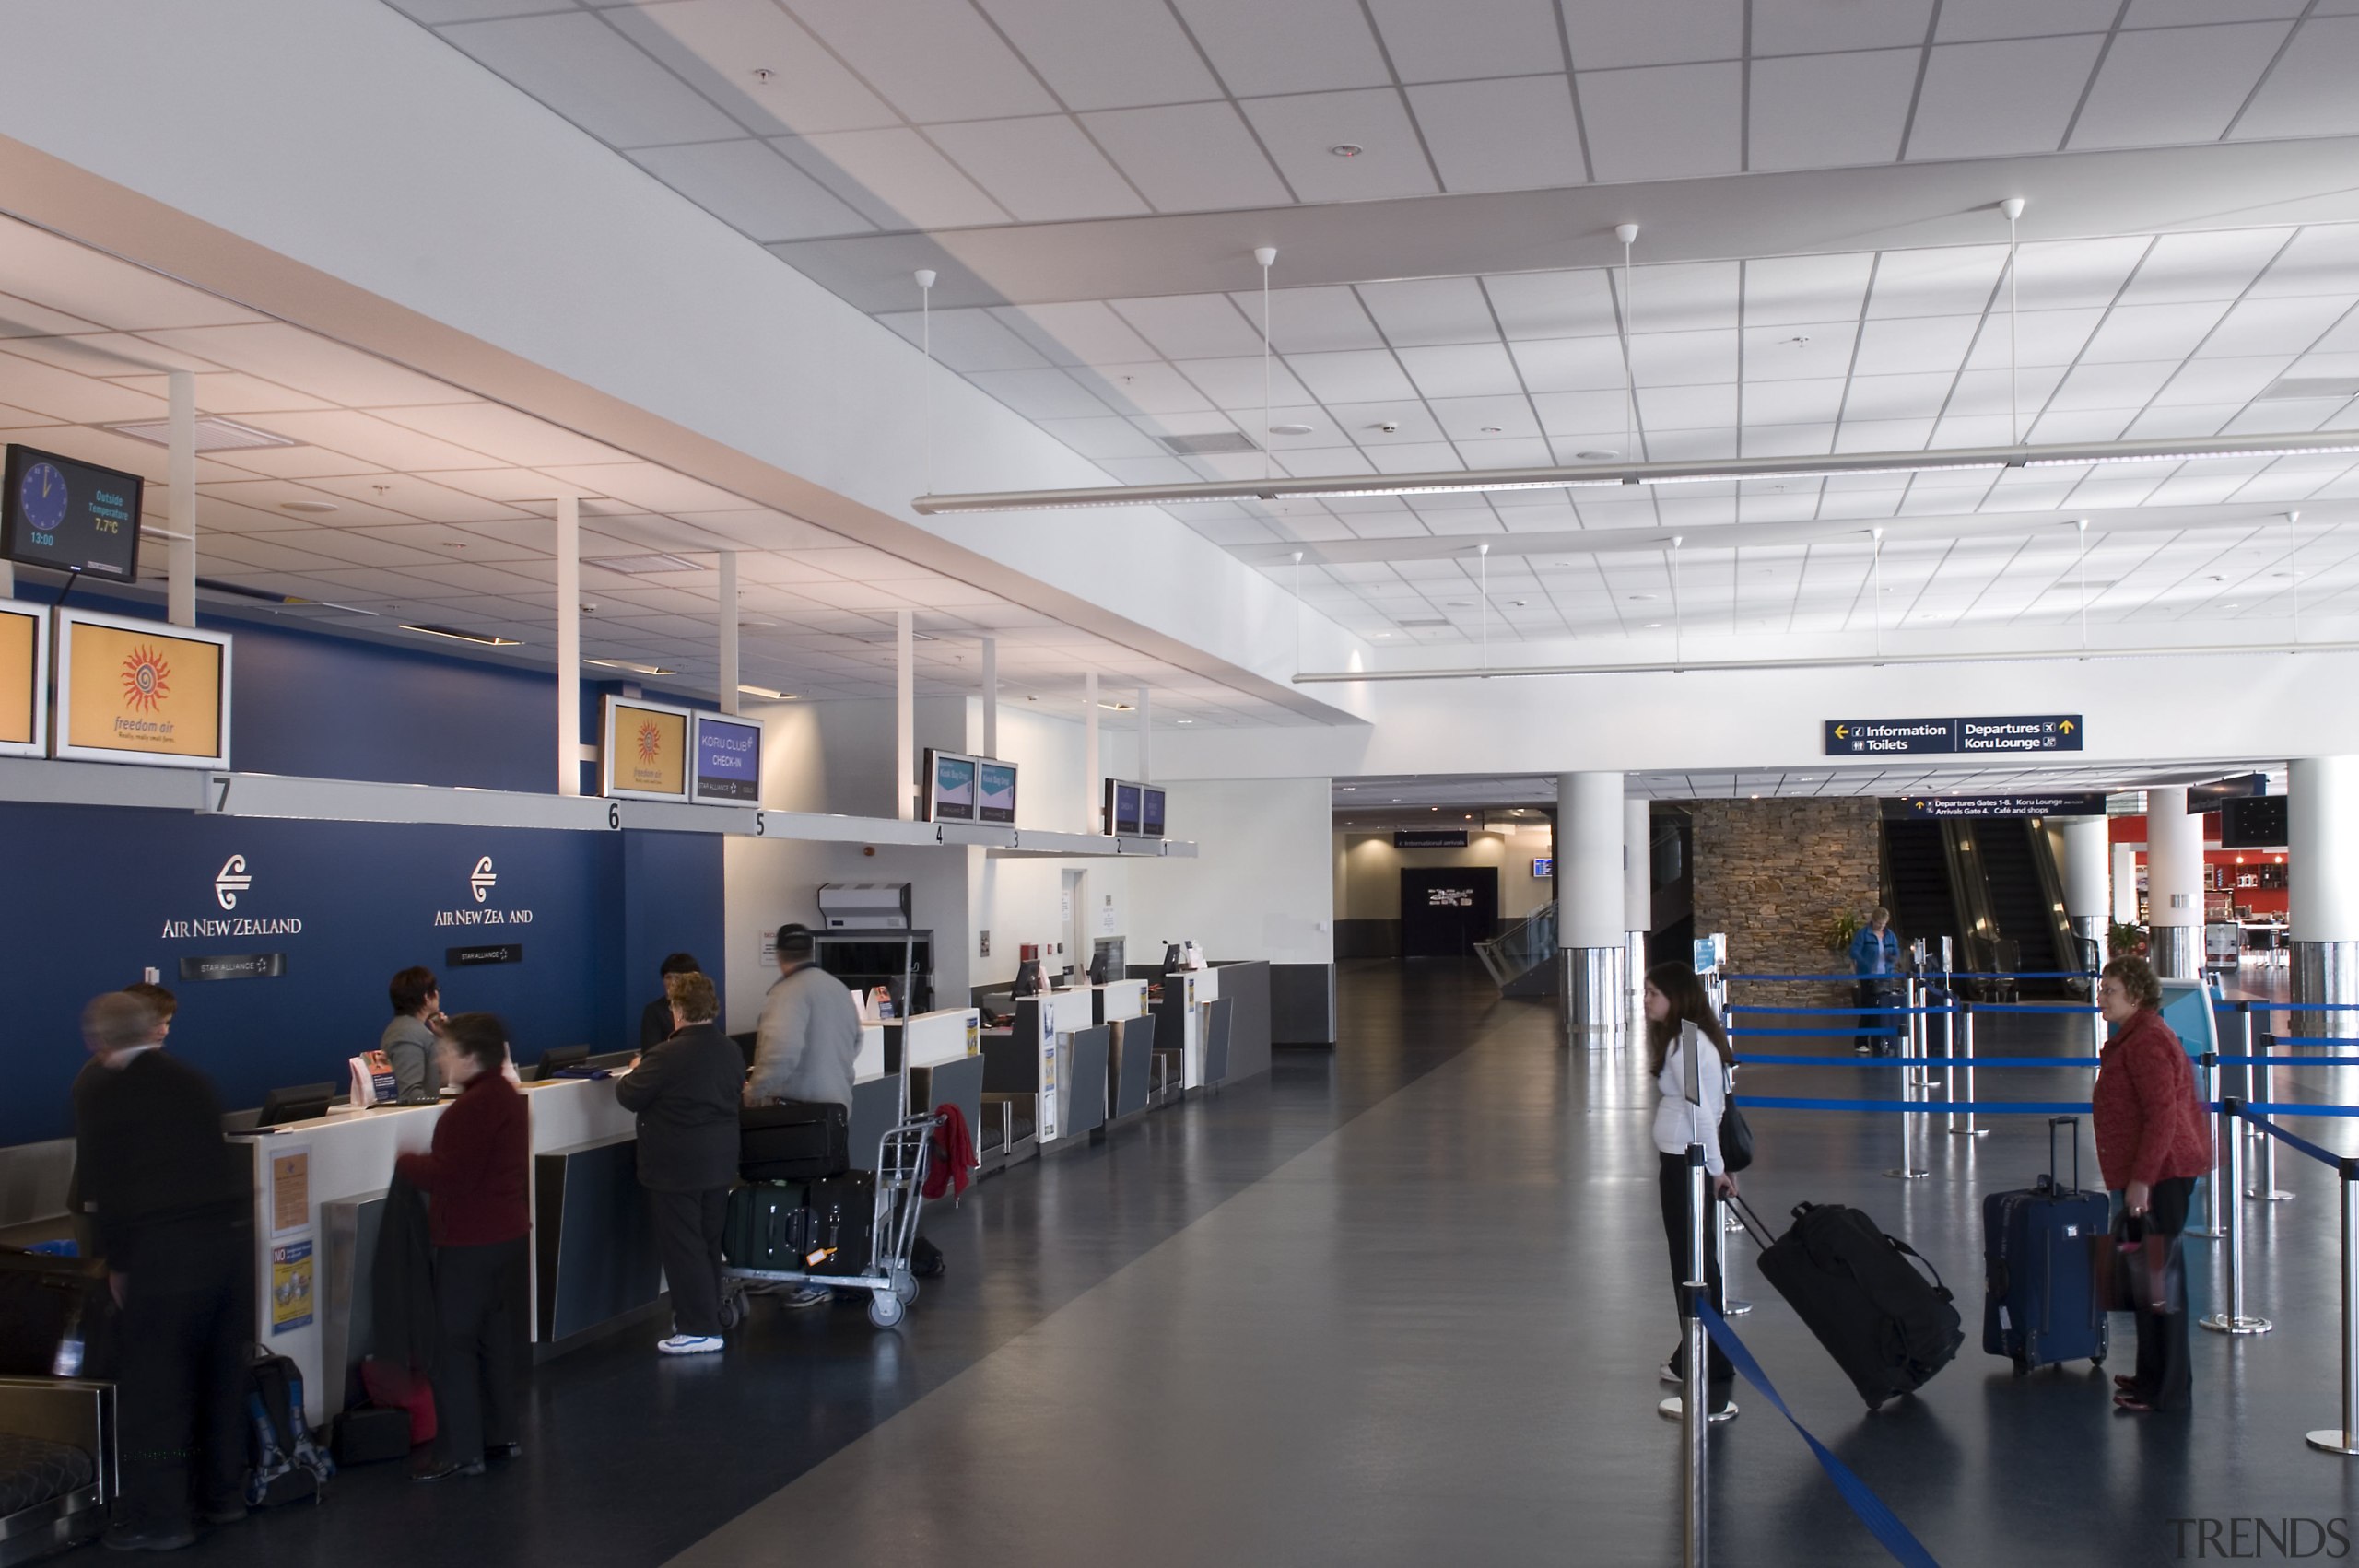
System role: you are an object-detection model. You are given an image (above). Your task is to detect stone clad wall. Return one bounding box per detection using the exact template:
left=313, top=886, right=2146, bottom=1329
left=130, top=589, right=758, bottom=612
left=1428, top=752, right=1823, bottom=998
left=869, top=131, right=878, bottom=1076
left=1687, top=799, right=1885, bottom=1009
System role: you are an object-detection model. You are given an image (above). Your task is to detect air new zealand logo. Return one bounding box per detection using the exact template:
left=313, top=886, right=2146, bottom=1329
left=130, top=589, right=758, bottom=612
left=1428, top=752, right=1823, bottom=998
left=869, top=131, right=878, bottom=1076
left=214, top=855, right=252, bottom=910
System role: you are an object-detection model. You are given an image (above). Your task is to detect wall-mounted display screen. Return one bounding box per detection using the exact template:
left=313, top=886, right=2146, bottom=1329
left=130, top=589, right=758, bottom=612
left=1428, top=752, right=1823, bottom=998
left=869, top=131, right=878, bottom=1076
left=2219, top=795, right=2288, bottom=849
left=1105, top=780, right=1143, bottom=837
left=926, top=748, right=976, bottom=822
left=53, top=609, right=230, bottom=767
left=1532, top=857, right=1554, bottom=878
left=1140, top=784, right=1167, bottom=838
left=601, top=696, right=690, bottom=801
left=976, top=759, right=1017, bottom=825
left=0, top=603, right=47, bottom=756
left=690, top=712, right=762, bottom=803
left=2, top=446, right=142, bottom=583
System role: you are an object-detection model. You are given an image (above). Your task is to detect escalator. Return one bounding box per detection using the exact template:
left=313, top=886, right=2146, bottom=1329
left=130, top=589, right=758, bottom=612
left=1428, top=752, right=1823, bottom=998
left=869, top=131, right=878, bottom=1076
left=1881, top=816, right=2075, bottom=994
left=1974, top=821, right=2062, bottom=978
left=1883, top=821, right=1958, bottom=957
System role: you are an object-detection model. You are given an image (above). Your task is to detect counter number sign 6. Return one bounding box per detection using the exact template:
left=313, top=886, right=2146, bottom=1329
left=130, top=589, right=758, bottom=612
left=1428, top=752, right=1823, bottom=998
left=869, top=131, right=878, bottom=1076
left=608, top=802, right=620, bottom=830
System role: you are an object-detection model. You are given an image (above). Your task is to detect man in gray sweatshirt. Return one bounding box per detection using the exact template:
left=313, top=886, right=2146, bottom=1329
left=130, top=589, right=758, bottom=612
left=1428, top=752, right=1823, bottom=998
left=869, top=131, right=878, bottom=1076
left=745, top=924, right=862, bottom=1112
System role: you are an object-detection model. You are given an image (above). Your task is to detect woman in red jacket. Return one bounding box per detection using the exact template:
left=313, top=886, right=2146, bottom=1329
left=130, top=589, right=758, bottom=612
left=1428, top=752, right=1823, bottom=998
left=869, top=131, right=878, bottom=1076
left=393, top=1013, right=529, bottom=1478
left=2092, top=955, right=2212, bottom=1413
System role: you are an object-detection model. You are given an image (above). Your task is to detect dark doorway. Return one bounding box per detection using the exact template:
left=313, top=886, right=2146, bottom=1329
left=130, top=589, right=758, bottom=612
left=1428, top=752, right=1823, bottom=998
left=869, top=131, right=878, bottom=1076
left=1400, top=867, right=1499, bottom=957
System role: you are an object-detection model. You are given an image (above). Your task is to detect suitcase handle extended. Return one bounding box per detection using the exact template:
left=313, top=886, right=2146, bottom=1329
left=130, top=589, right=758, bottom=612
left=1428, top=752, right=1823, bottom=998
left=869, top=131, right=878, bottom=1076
left=1728, top=1190, right=1776, bottom=1251
left=2048, top=1115, right=2081, bottom=1196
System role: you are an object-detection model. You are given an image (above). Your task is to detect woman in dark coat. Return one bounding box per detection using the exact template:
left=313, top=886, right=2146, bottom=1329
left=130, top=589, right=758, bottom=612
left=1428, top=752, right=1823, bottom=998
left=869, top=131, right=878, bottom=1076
left=616, top=970, right=745, bottom=1356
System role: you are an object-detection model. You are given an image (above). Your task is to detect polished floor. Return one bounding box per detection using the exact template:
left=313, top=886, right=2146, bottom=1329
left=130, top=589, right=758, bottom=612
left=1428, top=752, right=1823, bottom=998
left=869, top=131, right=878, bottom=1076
left=153, top=961, right=2359, bottom=1567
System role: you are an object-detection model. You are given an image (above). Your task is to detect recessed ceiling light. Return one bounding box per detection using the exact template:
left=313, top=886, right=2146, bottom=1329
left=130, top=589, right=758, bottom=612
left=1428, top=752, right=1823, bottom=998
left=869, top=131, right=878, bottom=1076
left=589, top=553, right=701, bottom=576
left=442, top=541, right=467, bottom=549
left=402, top=623, right=520, bottom=647
left=1480, top=425, right=1505, bottom=434
left=1329, top=143, right=1363, bottom=158
left=278, top=500, right=338, bottom=515
left=1577, top=449, right=1619, bottom=461
left=108, top=416, right=298, bottom=451
left=1629, top=592, right=1658, bottom=601
left=585, top=657, right=678, bottom=676
left=1098, top=701, right=1135, bottom=711
left=1506, top=599, right=1528, bottom=607
left=1643, top=622, right=1663, bottom=628
left=1340, top=785, right=1356, bottom=791
left=1176, top=718, right=1193, bottom=725
left=737, top=685, right=793, bottom=700
left=1270, top=423, right=1315, bottom=437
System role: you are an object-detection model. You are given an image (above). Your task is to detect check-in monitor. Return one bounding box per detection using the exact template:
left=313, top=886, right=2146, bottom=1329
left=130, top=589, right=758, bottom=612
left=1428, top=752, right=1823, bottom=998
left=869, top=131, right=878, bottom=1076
left=1105, top=780, right=1143, bottom=837
left=2, top=444, right=142, bottom=583
left=53, top=609, right=231, bottom=768
left=257, top=1082, right=335, bottom=1129
left=601, top=695, right=692, bottom=802
left=976, top=759, right=1017, bottom=825
left=690, top=712, right=763, bottom=803
left=925, top=748, right=977, bottom=822
left=1140, top=785, right=1166, bottom=838
left=0, top=601, right=47, bottom=758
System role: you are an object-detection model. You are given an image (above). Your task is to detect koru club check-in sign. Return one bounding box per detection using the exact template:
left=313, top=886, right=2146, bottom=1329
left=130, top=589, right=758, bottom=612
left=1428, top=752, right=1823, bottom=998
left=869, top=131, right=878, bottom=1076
left=1823, top=715, right=2083, bottom=756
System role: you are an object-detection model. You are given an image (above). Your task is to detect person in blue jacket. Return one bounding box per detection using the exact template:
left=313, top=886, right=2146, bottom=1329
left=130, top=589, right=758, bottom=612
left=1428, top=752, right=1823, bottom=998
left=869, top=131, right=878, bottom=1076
left=1849, top=906, right=1900, bottom=1056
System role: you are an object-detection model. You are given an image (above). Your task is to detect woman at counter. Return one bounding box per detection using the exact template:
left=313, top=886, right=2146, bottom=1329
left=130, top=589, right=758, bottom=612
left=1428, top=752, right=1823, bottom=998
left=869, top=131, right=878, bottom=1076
left=393, top=1012, right=528, bottom=1480
left=381, top=966, right=447, bottom=1106
left=617, top=971, right=747, bottom=1356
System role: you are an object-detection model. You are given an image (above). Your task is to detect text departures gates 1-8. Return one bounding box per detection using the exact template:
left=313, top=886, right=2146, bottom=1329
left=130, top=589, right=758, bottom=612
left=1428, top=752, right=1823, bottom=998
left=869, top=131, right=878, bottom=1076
left=1823, top=715, right=2083, bottom=756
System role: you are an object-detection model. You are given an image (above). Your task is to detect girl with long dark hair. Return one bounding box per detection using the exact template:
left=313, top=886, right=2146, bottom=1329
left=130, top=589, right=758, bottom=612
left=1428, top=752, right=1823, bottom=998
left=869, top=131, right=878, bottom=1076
left=1646, top=961, right=1738, bottom=1422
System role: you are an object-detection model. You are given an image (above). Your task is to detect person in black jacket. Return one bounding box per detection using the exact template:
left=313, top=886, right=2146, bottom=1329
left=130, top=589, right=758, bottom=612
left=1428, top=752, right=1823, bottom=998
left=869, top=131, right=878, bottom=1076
left=616, top=971, right=746, bottom=1356
left=639, top=952, right=703, bottom=1051
left=72, top=990, right=252, bottom=1550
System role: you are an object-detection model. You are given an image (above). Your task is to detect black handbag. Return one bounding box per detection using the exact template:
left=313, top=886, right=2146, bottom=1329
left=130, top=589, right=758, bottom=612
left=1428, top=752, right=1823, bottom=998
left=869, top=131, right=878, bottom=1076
left=1719, top=1094, right=1755, bottom=1174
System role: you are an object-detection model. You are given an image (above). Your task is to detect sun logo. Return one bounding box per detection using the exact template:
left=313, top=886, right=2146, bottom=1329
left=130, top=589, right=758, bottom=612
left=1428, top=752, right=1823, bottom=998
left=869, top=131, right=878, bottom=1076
left=636, top=720, right=663, bottom=761
left=120, top=644, right=171, bottom=712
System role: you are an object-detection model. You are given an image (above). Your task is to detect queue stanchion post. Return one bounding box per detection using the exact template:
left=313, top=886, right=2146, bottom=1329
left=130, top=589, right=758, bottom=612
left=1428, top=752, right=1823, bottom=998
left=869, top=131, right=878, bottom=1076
left=1951, top=1004, right=1986, bottom=1139
left=1884, top=1017, right=1929, bottom=1179
left=2307, top=1156, right=2359, bottom=1457
left=1659, top=1145, right=1709, bottom=1568
left=1942, top=988, right=1957, bottom=1135
left=2200, top=1098, right=2272, bottom=1336
left=2251, top=1032, right=2292, bottom=1202
left=1715, top=1178, right=1750, bottom=1316
left=2189, top=1050, right=2225, bottom=1240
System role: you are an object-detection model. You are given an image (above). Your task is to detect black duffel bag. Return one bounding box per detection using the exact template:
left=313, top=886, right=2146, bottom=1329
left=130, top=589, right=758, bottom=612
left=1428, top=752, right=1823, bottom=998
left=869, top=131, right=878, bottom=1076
left=738, top=1099, right=849, bottom=1182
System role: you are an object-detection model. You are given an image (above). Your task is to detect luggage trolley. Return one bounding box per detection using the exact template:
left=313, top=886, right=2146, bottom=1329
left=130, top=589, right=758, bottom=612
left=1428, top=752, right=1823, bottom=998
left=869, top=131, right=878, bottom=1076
left=720, top=1112, right=939, bottom=1329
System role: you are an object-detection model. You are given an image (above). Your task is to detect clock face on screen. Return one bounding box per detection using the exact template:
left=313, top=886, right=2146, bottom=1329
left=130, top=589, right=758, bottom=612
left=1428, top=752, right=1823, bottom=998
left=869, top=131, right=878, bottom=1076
left=19, top=462, right=67, bottom=532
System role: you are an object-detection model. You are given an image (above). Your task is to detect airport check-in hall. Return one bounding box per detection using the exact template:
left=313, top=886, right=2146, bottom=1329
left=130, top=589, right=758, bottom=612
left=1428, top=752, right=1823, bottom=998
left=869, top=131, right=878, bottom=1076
left=4, top=4, right=2359, bottom=1566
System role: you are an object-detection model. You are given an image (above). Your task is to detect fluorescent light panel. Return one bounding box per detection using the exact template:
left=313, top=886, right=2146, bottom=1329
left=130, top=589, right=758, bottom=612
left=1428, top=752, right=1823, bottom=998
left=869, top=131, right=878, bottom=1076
left=402, top=623, right=521, bottom=647
left=585, top=657, right=677, bottom=676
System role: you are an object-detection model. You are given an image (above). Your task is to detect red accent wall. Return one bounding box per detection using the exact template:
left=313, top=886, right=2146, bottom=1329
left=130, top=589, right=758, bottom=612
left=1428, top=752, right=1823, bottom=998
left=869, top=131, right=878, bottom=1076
left=2107, top=813, right=2288, bottom=915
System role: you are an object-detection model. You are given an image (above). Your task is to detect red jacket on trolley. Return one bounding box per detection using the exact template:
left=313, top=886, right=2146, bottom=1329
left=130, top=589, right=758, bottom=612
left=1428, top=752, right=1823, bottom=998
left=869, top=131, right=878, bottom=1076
left=2092, top=1006, right=2212, bottom=1192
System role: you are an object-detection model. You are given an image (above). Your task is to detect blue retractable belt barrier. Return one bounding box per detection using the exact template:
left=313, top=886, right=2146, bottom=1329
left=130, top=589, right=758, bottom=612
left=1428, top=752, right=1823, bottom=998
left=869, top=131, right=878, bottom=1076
left=2240, top=1110, right=2343, bottom=1168
left=1729, top=1004, right=1948, bottom=1015
left=1724, top=972, right=1878, bottom=982
left=1734, top=1054, right=2101, bottom=1068
left=1731, top=1027, right=1900, bottom=1039
left=2221, top=1054, right=2359, bottom=1066
left=2268, top=1037, right=2359, bottom=1047
left=2261, top=1002, right=2359, bottom=1012
left=1736, top=1095, right=2095, bottom=1114
left=2243, top=1103, right=2359, bottom=1119
left=1696, top=1303, right=1942, bottom=1568
left=1967, top=1004, right=2099, bottom=1014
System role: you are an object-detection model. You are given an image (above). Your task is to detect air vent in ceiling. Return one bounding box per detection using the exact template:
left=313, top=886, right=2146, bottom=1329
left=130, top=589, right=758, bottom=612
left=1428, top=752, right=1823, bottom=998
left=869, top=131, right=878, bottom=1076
left=1158, top=431, right=1261, bottom=456
left=586, top=553, right=701, bottom=576
left=106, top=416, right=299, bottom=451
left=2257, top=377, right=2359, bottom=402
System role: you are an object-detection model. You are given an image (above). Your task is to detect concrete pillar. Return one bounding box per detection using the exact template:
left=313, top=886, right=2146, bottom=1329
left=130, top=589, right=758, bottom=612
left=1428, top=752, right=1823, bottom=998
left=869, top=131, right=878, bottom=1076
left=1625, top=796, right=1651, bottom=1018
left=2058, top=814, right=2111, bottom=971
left=2291, top=758, right=2359, bottom=1036
left=717, top=550, right=739, bottom=716
left=554, top=493, right=580, bottom=797
left=2145, top=786, right=2203, bottom=979
left=2112, top=845, right=2139, bottom=924
left=1082, top=670, right=1099, bottom=835
left=980, top=638, right=997, bottom=758
left=1558, top=772, right=1625, bottom=1036
left=895, top=608, right=914, bottom=821
left=167, top=370, right=195, bottom=629
left=1137, top=685, right=1152, bottom=783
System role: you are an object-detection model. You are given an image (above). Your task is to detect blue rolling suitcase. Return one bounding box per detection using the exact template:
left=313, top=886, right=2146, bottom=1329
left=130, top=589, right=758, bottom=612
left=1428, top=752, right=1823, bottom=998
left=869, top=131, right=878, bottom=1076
left=1981, top=1115, right=2108, bottom=1374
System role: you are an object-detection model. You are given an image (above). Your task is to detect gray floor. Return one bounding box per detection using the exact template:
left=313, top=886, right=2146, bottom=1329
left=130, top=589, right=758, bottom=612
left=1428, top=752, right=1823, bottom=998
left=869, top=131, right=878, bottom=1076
left=658, top=965, right=2359, bottom=1568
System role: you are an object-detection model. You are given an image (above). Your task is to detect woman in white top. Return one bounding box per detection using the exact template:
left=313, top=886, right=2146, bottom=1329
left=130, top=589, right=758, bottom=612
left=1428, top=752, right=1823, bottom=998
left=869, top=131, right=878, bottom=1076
left=1645, top=961, right=1738, bottom=1421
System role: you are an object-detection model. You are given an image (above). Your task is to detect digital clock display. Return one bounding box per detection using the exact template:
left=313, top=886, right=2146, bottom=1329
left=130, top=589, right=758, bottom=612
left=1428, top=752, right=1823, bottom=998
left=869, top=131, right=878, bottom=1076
left=1, top=445, right=142, bottom=583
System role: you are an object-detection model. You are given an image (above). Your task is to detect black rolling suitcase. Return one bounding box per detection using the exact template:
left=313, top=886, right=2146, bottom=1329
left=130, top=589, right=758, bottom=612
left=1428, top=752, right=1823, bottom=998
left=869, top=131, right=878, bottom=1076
left=722, top=1183, right=812, bottom=1270
left=0, top=1246, right=116, bottom=1378
left=739, top=1100, right=850, bottom=1182
left=1737, top=1196, right=1965, bottom=1410
left=802, top=1172, right=875, bottom=1277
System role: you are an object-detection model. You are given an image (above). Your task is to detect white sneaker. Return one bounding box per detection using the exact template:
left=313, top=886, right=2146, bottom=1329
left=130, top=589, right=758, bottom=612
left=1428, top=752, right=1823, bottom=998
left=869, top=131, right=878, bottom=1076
left=657, top=1334, right=723, bottom=1356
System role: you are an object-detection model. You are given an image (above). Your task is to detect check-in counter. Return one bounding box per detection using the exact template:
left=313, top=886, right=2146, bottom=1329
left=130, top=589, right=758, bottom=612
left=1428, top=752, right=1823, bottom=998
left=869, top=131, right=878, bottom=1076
left=1157, top=966, right=1224, bottom=1091
left=247, top=1073, right=637, bottom=1424
left=978, top=997, right=1056, bottom=1171
left=891, top=1007, right=983, bottom=1173
left=847, top=1024, right=904, bottom=1172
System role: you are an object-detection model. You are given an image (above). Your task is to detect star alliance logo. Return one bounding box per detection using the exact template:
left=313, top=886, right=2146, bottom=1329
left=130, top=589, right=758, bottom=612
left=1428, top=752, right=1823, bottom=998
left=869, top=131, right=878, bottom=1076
left=215, top=854, right=252, bottom=910
left=470, top=856, right=497, bottom=905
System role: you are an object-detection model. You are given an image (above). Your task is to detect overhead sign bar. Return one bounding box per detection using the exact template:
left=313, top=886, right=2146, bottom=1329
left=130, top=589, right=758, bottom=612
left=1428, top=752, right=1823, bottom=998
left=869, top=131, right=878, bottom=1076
left=1823, top=715, right=2082, bottom=756
left=1892, top=794, right=2107, bottom=819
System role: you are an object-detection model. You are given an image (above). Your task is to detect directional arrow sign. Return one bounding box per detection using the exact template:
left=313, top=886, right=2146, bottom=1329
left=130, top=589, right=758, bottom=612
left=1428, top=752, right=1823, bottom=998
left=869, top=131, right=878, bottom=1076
left=1823, top=715, right=2084, bottom=756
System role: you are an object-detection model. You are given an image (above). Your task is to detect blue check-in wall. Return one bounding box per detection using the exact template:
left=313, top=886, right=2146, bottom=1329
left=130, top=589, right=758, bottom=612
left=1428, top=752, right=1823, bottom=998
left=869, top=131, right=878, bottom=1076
left=2, top=590, right=725, bottom=1146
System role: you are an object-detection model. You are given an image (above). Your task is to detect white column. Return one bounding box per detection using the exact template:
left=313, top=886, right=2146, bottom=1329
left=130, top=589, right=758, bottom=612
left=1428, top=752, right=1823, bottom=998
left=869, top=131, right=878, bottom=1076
left=717, top=550, right=739, bottom=716
left=980, top=637, right=997, bottom=757
left=167, top=370, right=196, bottom=628
left=1624, top=794, right=1651, bottom=1020
left=1137, top=685, right=1152, bottom=783
left=1559, top=772, right=1625, bottom=1033
left=895, top=607, right=914, bottom=821
left=554, top=492, right=581, bottom=797
left=2291, top=758, right=2359, bottom=1036
left=2112, top=845, right=2139, bottom=924
left=2145, top=786, right=2204, bottom=979
left=2059, top=814, right=2111, bottom=967
left=1082, top=670, right=1099, bottom=834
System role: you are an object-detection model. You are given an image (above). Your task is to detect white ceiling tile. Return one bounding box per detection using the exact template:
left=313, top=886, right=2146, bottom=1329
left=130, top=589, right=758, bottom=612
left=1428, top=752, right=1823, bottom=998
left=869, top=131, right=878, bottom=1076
left=1851, top=315, right=1979, bottom=374
left=1739, top=422, right=1837, bottom=457
left=1407, top=76, right=1587, bottom=193
left=2048, top=359, right=2177, bottom=410
left=961, top=368, right=1121, bottom=418
left=1559, top=0, right=1743, bottom=68
left=2124, top=0, right=2304, bottom=23
left=1577, top=64, right=1743, bottom=181
left=544, top=462, right=753, bottom=512
left=98, top=370, right=330, bottom=415
left=1842, top=372, right=1955, bottom=420
left=1630, top=329, right=1738, bottom=385
left=2026, top=409, right=2132, bottom=442
left=1071, top=363, right=1215, bottom=414
left=1748, top=50, right=1918, bottom=170
left=1644, top=428, right=1737, bottom=460
left=1035, top=415, right=1182, bottom=460
left=1357, top=278, right=1500, bottom=348
left=2249, top=226, right=2359, bottom=299
left=1171, top=0, right=1391, bottom=95
left=2010, top=237, right=2154, bottom=310
left=2125, top=404, right=2239, bottom=439
left=1905, top=36, right=2102, bottom=160
left=1944, top=364, right=2066, bottom=415
left=989, top=302, right=1158, bottom=366
left=1637, top=384, right=1737, bottom=428
left=2118, top=229, right=2291, bottom=303
left=605, top=1, right=898, bottom=135
left=370, top=404, right=634, bottom=467
left=1933, top=0, right=2118, bottom=40
left=440, top=13, right=744, bottom=146
left=1742, top=323, right=1859, bottom=380
left=773, top=129, right=1008, bottom=228
left=136, top=324, right=464, bottom=405
left=1961, top=308, right=2106, bottom=369
left=2197, top=296, right=2352, bottom=357
left=972, top=0, right=1222, bottom=110
left=1081, top=103, right=1293, bottom=212
left=2069, top=22, right=2293, bottom=149
left=1753, top=0, right=1932, bottom=53
left=1368, top=0, right=1566, bottom=81
left=1511, top=335, right=1629, bottom=392
left=1108, top=295, right=1265, bottom=358
left=1530, top=389, right=1637, bottom=432
left=1743, top=378, right=1848, bottom=423
left=1486, top=270, right=1619, bottom=340
left=2078, top=300, right=2232, bottom=363
left=1397, top=344, right=1524, bottom=399
left=786, top=0, right=1057, bottom=121
left=221, top=409, right=498, bottom=470
left=1172, top=356, right=1314, bottom=409
left=1622, top=263, right=1741, bottom=334
left=1743, top=253, right=1875, bottom=326
left=924, top=117, right=1150, bottom=222
left=874, top=308, right=1049, bottom=370
left=1367, top=442, right=1465, bottom=473
left=1865, top=246, right=2008, bottom=319
left=1286, top=349, right=1420, bottom=404
left=628, top=140, right=873, bottom=240
left=1231, top=287, right=1387, bottom=353
left=2151, top=356, right=2294, bottom=405
left=1427, top=395, right=1543, bottom=441
left=2232, top=17, right=2359, bottom=139
left=1325, top=403, right=1443, bottom=442
left=1238, top=90, right=1441, bottom=202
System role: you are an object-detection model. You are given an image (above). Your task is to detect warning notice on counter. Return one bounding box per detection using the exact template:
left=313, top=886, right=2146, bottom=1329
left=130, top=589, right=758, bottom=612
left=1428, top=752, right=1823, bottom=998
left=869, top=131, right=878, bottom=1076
left=1824, top=715, right=2082, bottom=756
